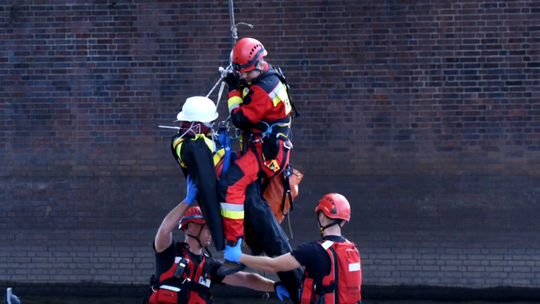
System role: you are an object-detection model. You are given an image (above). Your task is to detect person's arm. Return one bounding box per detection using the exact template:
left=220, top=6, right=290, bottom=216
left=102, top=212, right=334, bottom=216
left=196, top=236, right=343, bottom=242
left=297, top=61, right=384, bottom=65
left=238, top=253, right=302, bottom=273
left=225, top=238, right=310, bottom=273
left=154, top=201, right=190, bottom=253
left=154, top=175, right=198, bottom=253
left=221, top=271, right=275, bottom=292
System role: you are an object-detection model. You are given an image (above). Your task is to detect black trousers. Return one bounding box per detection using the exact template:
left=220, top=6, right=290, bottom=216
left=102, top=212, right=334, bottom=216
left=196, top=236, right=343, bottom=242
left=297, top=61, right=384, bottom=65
left=243, top=183, right=303, bottom=304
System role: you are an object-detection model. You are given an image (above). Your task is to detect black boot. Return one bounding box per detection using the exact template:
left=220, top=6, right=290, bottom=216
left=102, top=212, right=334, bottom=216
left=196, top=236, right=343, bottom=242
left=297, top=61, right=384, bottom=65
left=217, top=240, right=248, bottom=276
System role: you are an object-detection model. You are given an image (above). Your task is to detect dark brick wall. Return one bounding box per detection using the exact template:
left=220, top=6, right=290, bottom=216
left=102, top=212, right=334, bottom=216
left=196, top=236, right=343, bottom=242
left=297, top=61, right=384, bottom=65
left=2, top=0, right=540, bottom=296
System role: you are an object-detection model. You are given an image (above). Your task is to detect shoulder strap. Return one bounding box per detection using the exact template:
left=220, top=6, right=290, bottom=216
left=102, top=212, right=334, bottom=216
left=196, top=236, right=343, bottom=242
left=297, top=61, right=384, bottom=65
left=327, top=247, right=339, bottom=304
left=274, top=67, right=300, bottom=119
left=281, top=164, right=294, bottom=214
left=170, top=134, right=184, bottom=164
left=202, top=256, right=212, bottom=278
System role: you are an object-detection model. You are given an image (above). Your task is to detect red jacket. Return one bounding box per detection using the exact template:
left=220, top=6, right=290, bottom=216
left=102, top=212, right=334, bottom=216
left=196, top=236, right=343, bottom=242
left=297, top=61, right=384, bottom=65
left=229, top=63, right=293, bottom=133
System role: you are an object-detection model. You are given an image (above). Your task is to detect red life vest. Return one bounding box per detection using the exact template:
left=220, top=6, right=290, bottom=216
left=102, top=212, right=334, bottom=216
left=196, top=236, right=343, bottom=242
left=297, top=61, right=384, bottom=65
left=300, top=239, right=362, bottom=304
left=149, top=243, right=213, bottom=304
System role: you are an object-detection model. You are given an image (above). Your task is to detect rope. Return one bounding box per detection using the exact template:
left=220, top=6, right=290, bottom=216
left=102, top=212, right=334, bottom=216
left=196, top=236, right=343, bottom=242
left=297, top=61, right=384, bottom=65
left=287, top=210, right=294, bottom=239
left=262, top=291, right=270, bottom=304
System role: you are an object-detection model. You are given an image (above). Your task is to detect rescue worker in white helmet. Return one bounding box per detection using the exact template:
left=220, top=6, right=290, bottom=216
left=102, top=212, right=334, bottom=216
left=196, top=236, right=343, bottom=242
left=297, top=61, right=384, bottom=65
left=170, top=96, right=225, bottom=252
left=144, top=179, right=290, bottom=304
left=224, top=193, right=362, bottom=304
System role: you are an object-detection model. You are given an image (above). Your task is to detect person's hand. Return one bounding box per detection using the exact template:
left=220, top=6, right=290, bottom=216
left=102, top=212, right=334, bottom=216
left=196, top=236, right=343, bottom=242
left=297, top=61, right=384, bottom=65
left=183, top=175, right=198, bottom=205
left=274, top=282, right=290, bottom=301
left=222, top=71, right=239, bottom=92
left=224, top=238, right=243, bottom=264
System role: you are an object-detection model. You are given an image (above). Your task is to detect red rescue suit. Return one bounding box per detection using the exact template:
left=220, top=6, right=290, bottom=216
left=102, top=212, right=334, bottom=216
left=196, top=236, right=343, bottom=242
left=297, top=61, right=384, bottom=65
left=300, top=240, right=362, bottom=304
left=218, top=63, right=293, bottom=242
left=149, top=243, right=213, bottom=304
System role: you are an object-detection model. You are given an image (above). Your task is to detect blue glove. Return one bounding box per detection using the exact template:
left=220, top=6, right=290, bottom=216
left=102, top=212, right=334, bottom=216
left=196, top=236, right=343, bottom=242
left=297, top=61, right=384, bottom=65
left=224, top=238, right=243, bottom=264
left=275, top=283, right=290, bottom=301
left=183, top=175, right=198, bottom=205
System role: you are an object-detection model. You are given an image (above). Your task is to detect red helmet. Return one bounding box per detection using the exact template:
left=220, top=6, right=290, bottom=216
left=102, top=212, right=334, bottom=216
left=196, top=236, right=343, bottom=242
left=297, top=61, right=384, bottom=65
left=314, top=193, right=351, bottom=222
left=178, top=207, right=206, bottom=230
left=231, top=37, right=268, bottom=73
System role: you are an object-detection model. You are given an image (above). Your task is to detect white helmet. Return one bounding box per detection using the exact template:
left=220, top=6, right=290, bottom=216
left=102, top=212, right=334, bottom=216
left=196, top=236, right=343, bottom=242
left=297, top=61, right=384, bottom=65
left=176, top=96, right=218, bottom=123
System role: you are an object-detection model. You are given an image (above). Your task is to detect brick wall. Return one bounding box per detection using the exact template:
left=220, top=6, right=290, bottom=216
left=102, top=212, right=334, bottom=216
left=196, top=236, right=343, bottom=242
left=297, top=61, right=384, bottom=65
left=1, top=0, right=540, bottom=298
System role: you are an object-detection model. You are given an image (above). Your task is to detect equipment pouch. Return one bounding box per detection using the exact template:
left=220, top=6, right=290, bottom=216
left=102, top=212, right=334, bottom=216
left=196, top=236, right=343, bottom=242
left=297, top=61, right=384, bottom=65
left=154, top=285, right=180, bottom=304
left=262, top=164, right=304, bottom=224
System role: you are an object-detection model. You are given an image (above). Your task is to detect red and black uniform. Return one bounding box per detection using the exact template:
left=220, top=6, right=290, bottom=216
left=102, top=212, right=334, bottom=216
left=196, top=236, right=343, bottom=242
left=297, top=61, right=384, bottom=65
left=292, top=236, right=362, bottom=304
left=218, top=62, right=293, bottom=242
left=147, top=241, right=225, bottom=304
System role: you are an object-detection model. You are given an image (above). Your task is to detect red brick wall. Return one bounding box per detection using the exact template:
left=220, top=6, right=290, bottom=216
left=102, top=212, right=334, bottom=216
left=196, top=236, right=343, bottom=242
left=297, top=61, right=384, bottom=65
left=2, top=0, right=540, bottom=297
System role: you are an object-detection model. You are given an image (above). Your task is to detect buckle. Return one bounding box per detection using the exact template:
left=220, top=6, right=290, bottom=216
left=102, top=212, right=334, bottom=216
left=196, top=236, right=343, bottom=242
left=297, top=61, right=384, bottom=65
left=264, top=159, right=280, bottom=173
left=283, top=140, right=292, bottom=150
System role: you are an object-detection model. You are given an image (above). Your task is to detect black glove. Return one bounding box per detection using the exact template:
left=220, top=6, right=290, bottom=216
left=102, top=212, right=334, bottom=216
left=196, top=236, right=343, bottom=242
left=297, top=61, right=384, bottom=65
left=223, top=72, right=239, bottom=92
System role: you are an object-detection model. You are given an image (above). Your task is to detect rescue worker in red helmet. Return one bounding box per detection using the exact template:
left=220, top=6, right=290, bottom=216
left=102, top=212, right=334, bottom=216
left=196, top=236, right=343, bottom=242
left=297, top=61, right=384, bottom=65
left=224, top=193, right=362, bottom=304
left=219, top=37, right=296, bottom=275
left=144, top=178, right=291, bottom=304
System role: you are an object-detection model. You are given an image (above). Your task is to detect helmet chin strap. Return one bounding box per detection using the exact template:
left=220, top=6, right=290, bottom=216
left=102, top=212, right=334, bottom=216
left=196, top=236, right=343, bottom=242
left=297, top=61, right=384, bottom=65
left=244, top=62, right=265, bottom=86
left=317, top=216, right=340, bottom=237
left=186, top=225, right=204, bottom=249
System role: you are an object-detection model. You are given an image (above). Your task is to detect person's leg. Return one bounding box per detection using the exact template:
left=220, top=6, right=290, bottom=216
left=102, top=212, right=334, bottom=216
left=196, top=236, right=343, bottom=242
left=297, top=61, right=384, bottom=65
left=243, top=184, right=302, bottom=304
left=217, top=140, right=291, bottom=275
left=217, top=148, right=260, bottom=275
left=218, top=148, right=260, bottom=243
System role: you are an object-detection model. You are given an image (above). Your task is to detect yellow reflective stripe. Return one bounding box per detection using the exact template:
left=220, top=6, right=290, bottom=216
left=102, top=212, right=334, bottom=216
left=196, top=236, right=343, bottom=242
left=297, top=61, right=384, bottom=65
left=200, top=135, right=215, bottom=153
left=238, top=134, right=244, bottom=151
left=175, top=135, right=215, bottom=169
left=228, top=96, right=243, bottom=110
left=213, top=148, right=225, bottom=166
left=241, top=87, right=249, bottom=97
left=221, top=202, right=244, bottom=211
left=175, top=143, right=187, bottom=168
left=268, top=83, right=285, bottom=103
left=172, top=137, right=184, bottom=150
left=215, top=148, right=225, bottom=158
left=220, top=202, right=244, bottom=219
left=220, top=209, right=244, bottom=220
left=268, top=83, right=292, bottom=115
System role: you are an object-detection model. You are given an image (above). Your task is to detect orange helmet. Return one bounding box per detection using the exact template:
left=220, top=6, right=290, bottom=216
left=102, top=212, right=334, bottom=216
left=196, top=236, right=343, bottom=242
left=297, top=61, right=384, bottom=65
left=178, top=206, right=206, bottom=230
left=231, top=37, right=268, bottom=73
left=314, top=193, right=351, bottom=222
